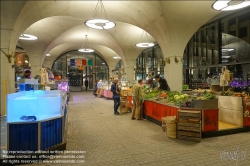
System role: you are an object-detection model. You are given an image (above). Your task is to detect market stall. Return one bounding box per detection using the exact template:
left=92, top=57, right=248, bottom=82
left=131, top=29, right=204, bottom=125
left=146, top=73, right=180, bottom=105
left=142, top=88, right=250, bottom=140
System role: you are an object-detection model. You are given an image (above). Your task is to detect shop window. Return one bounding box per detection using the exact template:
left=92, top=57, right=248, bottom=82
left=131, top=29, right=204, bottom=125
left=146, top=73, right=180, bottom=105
left=229, top=30, right=236, bottom=37
left=229, top=18, right=236, bottom=26
left=239, top=27, right=247, bottom=38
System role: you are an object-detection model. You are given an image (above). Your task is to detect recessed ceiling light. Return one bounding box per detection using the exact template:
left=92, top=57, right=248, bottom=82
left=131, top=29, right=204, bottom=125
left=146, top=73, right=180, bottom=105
left=102, top=63, right=105, bottom=64
left=46, top=54, right=51, bottom=56
left=113, top=56, right=121, bottom=59
left=19, top=34, right=38, bottom=40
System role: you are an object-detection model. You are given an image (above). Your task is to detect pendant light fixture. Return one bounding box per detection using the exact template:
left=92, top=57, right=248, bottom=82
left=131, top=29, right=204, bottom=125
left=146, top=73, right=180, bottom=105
left=85, top=0, right=115, bottom=30
left=19, top=27, right=38, bottom=40
left=136, top=30, right=154, bottom=48
left=212, top=0, right=250, bottom=11
left=78, top=35, right=94, bottom=53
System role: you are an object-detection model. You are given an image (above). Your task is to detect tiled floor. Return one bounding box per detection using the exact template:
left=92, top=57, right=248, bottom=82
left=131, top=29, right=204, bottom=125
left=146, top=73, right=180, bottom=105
left=5, top=92, right=250, bottom=165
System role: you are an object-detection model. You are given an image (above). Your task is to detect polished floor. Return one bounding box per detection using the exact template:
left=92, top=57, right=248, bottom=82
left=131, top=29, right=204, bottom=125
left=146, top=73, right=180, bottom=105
left=3, top=91, right=250, bottom=166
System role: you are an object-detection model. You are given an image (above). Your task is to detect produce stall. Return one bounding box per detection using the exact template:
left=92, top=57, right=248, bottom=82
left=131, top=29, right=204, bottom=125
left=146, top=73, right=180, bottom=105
left=143, top=90, right=219, bottom=133
left=142, top=87, right=250, bottom=139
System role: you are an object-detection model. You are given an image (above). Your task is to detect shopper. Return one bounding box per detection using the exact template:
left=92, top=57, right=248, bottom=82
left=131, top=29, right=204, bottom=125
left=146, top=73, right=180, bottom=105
left=97, top=80, right=103, bottom=97
left=21, top=70, right=31, bottom=79
left=85, top=78, right=89, bottom=91
left=131, top=79, right=143, bottom=120
left=155, top=75, right=170, bottom=91
left=93, top=80, right=98, bottom=97
left=111, top=78, right=120, bottom=115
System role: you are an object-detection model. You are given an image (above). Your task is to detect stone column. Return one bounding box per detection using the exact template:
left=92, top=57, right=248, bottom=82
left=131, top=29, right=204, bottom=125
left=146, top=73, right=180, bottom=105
left=125, top=58, right=136, bottom=85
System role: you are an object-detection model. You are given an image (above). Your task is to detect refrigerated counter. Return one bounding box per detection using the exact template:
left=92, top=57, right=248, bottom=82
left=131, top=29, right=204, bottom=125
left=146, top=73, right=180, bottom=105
left=7, top=90, right=69, bottom=151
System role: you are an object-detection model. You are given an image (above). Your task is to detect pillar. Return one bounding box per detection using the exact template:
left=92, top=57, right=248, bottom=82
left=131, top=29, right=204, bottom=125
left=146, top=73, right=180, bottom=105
left=125, top=58, right=136, bottom=85
left=164, top=56, right=183, bottom=92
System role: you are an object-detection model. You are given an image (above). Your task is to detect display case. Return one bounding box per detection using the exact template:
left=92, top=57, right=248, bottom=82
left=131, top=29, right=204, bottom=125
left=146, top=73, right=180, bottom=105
left=7, top=90, right=68, bottom=151
left=7, top=90, right=63, bottom=123
left=119, top=81, right=130, bottom=90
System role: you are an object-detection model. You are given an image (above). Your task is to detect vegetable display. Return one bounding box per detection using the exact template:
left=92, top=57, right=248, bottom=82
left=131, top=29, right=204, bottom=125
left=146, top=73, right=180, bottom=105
left=143, top=89, right=217, bottom=107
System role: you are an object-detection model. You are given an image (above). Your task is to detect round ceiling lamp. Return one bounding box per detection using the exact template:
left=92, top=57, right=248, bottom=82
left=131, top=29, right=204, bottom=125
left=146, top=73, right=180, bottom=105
left=78, top=48, right=94, bottom=53
left=19, top=34, right=38, bottom=40
left=136, top=30, right=154, bottom=48
left=212, top=0, right=250, bottom=11
left=85, top=19, right=115, bottom=30
left=78, top=35, right=94, bottom=53
left=136, top=43, right=154, bottom=48
left=85, top=0, right=115, bottom=30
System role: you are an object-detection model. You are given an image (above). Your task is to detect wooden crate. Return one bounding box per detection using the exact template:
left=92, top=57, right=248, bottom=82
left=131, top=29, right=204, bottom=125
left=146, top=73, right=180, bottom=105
left=177, top=109, right=201, bottom=142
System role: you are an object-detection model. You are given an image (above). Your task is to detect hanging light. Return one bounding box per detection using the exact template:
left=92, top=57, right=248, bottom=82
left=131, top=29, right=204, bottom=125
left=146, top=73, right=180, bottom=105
left=78, top=35, right=94, bottom=53
left=212, top=0, right=250, bottom=11
left=221, top=34, right=234, bottom=54
left=136, top=31, right=154, bottom=48
left=84, top=0, right=115, bottom=30
left=19, top=34, right=38, bottom=40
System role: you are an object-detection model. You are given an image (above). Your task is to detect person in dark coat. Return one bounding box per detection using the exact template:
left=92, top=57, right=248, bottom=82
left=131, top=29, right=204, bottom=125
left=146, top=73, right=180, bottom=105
left=85, top=78, right=89, bottom=91
left=155, top=75, right=170, bottom=91
left=110, top=78, right=121, bottom=115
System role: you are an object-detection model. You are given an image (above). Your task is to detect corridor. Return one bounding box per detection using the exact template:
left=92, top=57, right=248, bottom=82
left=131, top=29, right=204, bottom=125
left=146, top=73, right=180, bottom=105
left=64, top=92, right=250, bottom=166
left=22, top=91, right=249, bottom=166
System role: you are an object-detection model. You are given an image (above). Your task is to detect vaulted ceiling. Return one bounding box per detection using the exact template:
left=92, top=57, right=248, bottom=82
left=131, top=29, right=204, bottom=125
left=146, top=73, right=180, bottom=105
left=1, top=0, right=221, bottom=70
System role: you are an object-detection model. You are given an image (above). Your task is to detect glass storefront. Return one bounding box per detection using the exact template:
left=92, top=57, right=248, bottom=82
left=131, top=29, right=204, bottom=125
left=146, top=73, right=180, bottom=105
left=135, top=45, right=164, bottom=80
left=52, top=50, right=109, bottom=89
left=184, top=9, right=250, bottom=91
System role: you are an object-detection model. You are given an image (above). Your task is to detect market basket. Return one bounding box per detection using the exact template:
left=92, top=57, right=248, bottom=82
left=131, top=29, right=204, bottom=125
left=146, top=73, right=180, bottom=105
left=165, top=116, right=177, bottom=138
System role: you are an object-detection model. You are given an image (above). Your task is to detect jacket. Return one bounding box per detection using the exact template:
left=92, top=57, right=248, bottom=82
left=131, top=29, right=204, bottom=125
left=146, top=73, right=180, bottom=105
left=111, top=83, right=120, bottom=96
left=159, top=77, right=170, bottom=91
left=132, top=83, right=142, bottom=100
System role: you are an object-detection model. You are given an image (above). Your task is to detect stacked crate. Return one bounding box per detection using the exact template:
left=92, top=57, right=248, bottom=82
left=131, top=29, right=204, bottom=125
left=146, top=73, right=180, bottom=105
left=120, top=91, right=128, bottom=113
left=177, top=110, right=201, bottom=142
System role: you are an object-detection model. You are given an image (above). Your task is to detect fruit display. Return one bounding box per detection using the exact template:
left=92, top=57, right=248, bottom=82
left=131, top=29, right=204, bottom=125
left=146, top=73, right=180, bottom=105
left=221, top=88, right=234, bottom=96
left=143, top=89, right=159, bottom=99
left=243, top=94, right=250, bottom=106
left=203, top=91, right=216, bottom=99
left=233, top=92, right=248, bottom=97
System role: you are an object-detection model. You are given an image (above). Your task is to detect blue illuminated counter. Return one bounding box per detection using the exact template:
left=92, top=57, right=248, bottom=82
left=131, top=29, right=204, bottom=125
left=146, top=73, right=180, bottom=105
left=6, top=90, right=69, bottom=151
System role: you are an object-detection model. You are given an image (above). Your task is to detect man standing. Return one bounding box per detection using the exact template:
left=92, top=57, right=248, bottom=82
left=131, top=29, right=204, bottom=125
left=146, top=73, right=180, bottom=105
left=85, top=78, right=89, bottom=91
left=155, top=75, right=170, bottom=91
left=131, top=79, right=143, bottom=120
left=110, top=78, right=120, bottom=115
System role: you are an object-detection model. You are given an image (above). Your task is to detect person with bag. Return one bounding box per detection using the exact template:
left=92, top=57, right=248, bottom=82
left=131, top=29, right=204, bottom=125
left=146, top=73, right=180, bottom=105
left=131, top=79, right=143, bottom=120
left=111, top=78, right=121, bottom=115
